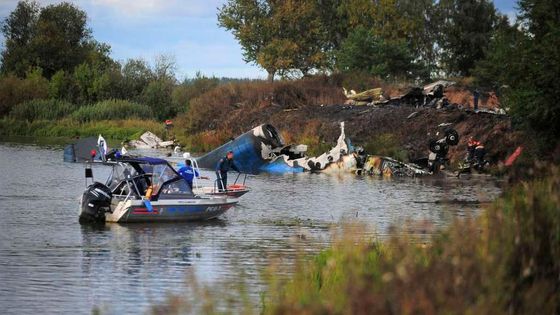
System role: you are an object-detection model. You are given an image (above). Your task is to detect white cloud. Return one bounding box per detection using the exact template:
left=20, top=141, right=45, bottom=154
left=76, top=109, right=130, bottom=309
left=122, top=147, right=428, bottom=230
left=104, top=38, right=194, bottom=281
left=87, top=0, right=223, bottom=18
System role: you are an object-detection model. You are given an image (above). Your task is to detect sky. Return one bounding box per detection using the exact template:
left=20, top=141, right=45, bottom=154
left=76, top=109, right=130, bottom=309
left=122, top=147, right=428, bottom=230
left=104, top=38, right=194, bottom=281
left=0, top=0, right=518, bottom=80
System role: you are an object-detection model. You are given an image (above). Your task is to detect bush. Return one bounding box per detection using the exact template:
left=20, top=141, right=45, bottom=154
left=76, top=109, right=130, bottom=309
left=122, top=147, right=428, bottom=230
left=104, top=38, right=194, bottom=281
left=10, top=99, right=76, bottom=121
left=172, top=74, right=220, bottom=113
left=71, top=99, right=153, bottom=122
left=0, top=70, right=49, bottom=116
left=267, top=167, right=560, bottom=314
left=148, top=167, right=560, bottom=314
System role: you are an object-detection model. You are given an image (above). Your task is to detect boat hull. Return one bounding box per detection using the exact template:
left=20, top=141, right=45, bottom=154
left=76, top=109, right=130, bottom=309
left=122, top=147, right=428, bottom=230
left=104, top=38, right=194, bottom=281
left=105, top=198, right=237, bottom=223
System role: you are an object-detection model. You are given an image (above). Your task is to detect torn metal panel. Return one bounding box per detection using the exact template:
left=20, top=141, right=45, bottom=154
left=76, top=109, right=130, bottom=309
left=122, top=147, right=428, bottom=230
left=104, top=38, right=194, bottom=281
left=299, top=122, right=353, bottom=171
left=63, top=136, right=99, bottom=162
left=343, top=87, right=386, bottom=105
left=363, top=156, right=429, bottom=177
left=196, top=124, right=284, bottom=174
left=321, top=153, right=359, bottom=174
left=423, top=80, right=455, bottom=95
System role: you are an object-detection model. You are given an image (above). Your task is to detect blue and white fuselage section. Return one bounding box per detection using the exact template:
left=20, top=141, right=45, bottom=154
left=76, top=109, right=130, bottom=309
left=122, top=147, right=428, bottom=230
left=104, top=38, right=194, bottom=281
left=196, top=123, right=356, bottom=174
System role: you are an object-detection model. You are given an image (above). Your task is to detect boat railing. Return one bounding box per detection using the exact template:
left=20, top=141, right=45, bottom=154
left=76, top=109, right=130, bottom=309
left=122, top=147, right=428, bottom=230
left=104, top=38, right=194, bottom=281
left=212, top=171, right=247, bottom=193
left=188, top=158, right=247, bottom=193
left=190, top=158, right=202, bottom=192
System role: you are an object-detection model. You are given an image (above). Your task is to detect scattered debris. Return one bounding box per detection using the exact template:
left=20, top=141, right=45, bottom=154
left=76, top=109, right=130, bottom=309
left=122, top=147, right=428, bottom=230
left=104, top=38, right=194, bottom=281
left=196, top=122, right=456, bottom=177
left=343, top=87, right=386, bottom=105
left=128, top=131, right=174, bottom=149
left=361, top=156, right=429, bottom=177
left=343, top=80, right=507, bottom=116
left=423, top=80, right=455, bottom=95
left=407, top=111, right=419, bottom=120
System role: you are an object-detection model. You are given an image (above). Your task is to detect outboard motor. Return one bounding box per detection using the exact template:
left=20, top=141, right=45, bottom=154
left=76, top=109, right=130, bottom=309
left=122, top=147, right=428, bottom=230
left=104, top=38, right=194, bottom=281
left=79, top=182, right=112, bottom=224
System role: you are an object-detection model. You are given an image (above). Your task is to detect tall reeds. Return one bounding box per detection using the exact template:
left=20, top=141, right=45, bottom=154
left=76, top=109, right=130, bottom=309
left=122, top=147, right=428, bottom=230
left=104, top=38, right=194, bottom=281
left=9, top=99, right=77, bottom=121
left=71, top=99, right=153, bottom=122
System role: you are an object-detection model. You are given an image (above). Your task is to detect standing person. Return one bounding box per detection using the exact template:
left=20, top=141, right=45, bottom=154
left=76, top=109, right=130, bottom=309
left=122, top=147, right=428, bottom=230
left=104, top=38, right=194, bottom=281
left=466, top=137, right=485, bottom=167
left=178, top=159, right=208, bottom=189
left=216, top=151, right=239, bottom=191
left=473, top=89, right=480, bottom=110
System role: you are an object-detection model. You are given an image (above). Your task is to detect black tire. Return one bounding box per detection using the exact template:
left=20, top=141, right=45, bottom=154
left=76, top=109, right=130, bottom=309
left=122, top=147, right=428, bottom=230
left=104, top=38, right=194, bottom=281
left=445, top=129, right=459, bottom=146
left=429, top=139, right=444, bottom=154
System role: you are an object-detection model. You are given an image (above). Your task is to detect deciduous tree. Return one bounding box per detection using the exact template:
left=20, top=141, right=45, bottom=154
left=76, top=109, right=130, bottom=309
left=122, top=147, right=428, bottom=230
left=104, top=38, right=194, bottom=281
left=0, top=0, right=39, bottom=76
left=336, top=27, right=427, bottom=80
left=436, top=0, right=501, bottom=76
left=474, top=0, right=560, bottom=154
left=218, top=0, right=327, bottom=81
left=1, top=1, right=112, bottom=78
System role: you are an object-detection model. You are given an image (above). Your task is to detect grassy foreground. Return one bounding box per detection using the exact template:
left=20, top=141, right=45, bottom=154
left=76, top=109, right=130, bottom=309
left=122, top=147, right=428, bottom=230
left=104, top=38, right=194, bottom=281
left=152, top=167, right=560, bottom=314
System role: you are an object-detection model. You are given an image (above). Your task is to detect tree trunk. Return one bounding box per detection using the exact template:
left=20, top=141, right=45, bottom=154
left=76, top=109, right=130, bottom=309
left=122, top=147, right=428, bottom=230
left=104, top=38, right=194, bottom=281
left=267, top=70, right=275, bottom=83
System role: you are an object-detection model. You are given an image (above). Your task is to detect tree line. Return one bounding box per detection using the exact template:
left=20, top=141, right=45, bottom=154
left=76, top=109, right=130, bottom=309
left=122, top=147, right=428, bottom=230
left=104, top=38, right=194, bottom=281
left=218, top=0, right=506, bottom=81
left=0, top=1, right=224, bottom=121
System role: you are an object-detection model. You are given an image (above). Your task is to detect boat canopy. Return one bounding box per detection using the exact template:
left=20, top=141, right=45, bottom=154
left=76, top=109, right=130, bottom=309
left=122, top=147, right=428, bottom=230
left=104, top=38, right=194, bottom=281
left=117, top=157, right=169, bottom=165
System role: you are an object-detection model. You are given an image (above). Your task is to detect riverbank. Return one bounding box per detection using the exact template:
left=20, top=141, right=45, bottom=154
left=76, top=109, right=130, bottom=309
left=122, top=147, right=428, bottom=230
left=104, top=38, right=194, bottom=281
left=1, top=75, right=527, bottom=165
left=173, top=77, right=525, bottom=164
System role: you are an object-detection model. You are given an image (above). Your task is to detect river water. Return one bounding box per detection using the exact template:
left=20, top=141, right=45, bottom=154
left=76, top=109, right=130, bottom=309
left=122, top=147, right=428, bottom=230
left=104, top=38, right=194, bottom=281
left=0, top=141, right=502, bottom=314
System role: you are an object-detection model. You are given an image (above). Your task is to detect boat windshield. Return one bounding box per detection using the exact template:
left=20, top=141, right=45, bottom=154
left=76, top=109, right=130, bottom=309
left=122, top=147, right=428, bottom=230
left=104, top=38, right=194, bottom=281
left=106, top=163, right=143, bottom=196
left=150, top=164, right=181, bottom=195
left=105, top=161, right=192, bottom=198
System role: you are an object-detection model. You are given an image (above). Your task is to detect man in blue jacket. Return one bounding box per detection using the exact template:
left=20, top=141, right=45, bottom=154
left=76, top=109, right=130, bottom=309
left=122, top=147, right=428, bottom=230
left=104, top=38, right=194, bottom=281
left=216, top=151, right=239, bottom=191
left=178, top=159, right=208, bottom=189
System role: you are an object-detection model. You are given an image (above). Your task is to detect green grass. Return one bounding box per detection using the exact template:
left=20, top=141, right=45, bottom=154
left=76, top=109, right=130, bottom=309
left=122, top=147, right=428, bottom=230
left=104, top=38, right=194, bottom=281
left=9, top=99, right=77, bottom=121
left=0, top=117, right=165, bottom=141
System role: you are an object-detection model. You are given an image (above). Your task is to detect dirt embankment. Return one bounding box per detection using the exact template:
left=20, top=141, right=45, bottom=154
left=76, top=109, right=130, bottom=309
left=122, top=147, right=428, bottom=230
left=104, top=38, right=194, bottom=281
left=297, top=107, right=518, bottom=163
left=181, top=78, right=521, bottom=164
left=214, top=103, right=520, bottom=164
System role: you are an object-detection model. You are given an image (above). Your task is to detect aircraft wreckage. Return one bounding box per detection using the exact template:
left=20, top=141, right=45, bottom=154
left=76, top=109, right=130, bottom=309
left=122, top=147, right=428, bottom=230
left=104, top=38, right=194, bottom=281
left=196, top=122, right=431, bottom=176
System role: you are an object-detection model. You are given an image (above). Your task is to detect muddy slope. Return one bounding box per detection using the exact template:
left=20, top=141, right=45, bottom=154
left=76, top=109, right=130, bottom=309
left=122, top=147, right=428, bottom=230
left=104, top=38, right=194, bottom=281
left=219, top=104, right=521, bottom=165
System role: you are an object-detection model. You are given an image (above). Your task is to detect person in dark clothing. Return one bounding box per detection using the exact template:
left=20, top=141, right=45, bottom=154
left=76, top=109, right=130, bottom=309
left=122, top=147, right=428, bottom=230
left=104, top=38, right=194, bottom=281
left=178, top=159, right=208, bottom=189
left=473, top=89, right=480, bottom=110
left=215, top=151, right=239, bottom=191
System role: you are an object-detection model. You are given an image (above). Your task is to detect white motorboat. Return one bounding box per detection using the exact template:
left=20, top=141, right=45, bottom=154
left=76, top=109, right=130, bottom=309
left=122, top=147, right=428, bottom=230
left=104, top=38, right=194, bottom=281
left=79, top=156, right=238, bottom=224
